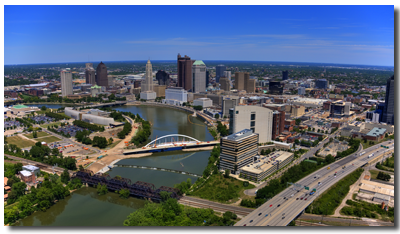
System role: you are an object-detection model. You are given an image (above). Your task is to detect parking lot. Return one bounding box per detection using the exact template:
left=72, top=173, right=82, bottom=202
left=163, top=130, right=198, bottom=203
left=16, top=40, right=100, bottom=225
left=56, top=125, right=89, bottom=137
left=4, top=120, right=22, bottom=129
left=29, top=116, right=55, bottom=124
left=47, top=140, right=93, bottom=155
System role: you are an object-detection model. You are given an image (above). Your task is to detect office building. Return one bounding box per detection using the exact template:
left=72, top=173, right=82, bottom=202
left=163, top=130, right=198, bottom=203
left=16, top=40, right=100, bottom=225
left=298, top=87, right=306, bottom=95
left=219, top=76, right=231, bottom=91
left=246, top=79, right=256, bottom=93
left=269, top=81, right=283, bottom=95
left=382, top=75, right=394, bottom=125
left=153, top=85, right=166, bottom=97
left=192, top=60, right=207, bottom=93
left=285, top=105, right=305, bottom=117
left=222, top=96, right=240, bottom=118
left=61, top=69, right=73, bottom=96
left=193, top=98, right=213, bottom=108
left=223, top=71, right=232, bottom=81
left=206, top=70, right=210, bottom=87
left=234, top=72, right=250, bottom=91
left=95, top=62, right=108, bottom=87
left=162, top=87, right=188, bottom=105
left=316, top=79, right=328, bottom=89
left=329, top=100, right=351, bottom=118
left=140, top=60, right=157, bottom=100
left=85, top=63, right=96, bottom=85
left=108, top=76, right=114, bottom=87
left=90, top=85, right=102, bottom=97
left=177, top=54, right=194, bottom=91
left=216, top=65, right=226, bottom=83
left=241, top=151, right=294, bottom=182
left=156, top=70, right=170, bottom=86
left=271, top=111, right=285, bottom=140
left=65, top=107, right=115, bottom=125
left=229, top=105, right=273, bottom=143
left=282, top=70, right=289, bottom=80
left=220, top=129, right=259, bottom=174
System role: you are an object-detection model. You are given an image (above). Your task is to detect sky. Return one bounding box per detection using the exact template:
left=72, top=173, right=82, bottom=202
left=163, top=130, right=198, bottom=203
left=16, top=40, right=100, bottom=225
left=4, top=5, right=394, bottom=66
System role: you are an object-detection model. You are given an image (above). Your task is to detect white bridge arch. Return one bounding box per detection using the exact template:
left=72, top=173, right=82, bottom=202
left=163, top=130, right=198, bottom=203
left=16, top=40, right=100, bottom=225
left=145, top=134, right=201, bottom=148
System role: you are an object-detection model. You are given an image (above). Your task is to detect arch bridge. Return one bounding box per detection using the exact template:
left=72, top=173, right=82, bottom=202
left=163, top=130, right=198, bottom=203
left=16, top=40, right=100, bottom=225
left=145, top=134, right=201, bottom=148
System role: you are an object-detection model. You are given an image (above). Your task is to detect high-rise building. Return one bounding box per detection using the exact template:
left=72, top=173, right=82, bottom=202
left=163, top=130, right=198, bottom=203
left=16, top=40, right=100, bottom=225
left=229, top=105, right=273, bottom=143
left=85, top=63, right=96, bottom=85
left=222, top=96, right=240, bottom=118
left=246, top=79, right=256, bottom=93
left=219, top=77, right=231, bottom=91
left=223, top=71, right=232, bottom=81
left=192, top=60, right=206, bottom=93
left=282, top=70, right=289, bottom=80
left=162, top=87, right=188, bottom=105
left=216, top=65, right=226, bottom=83
left=206, top=70, right=210, bottom=87
left=95, top=62, right=108, bottom=87
left=271, top=111, right=285, bottom=140
left=156, top=70, right=170, bottom=86
left=60, top=69, right=73, bottom=97
left=140, top=60, right=157, bottom=100
left=269, top=81, right=284, bottom=95
left=298, top=87, right=306, bottom=95
left=219, top=129, right=259, bottom=174
left=177, top=54, right=194, bottom=91
left=382, top=75, right=394, bottom=125
left=234, top=72, right=249, bottom=91
left=329, top=101, right=351, bottom=118
left=315, top=79, right=328, bottom=89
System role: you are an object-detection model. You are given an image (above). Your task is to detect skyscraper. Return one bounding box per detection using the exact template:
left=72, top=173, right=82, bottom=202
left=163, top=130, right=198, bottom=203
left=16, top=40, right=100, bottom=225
left=382, top=75, right=394, bottom=125
left=219, top=77, right=231, bottom=91
left=156, top=70, right=170, bottom=86
left=206, top=70, right=210, bottom=87
left=269, top=81, right=284, bottom=95
left=95, top=62, right=108, bottom=87
left=216, top=65, right=226, bottom=83
left=282, top=70, right=289, bottom=80
left=61, top=69, right=73, bottom=96
left=234, top=72, right=248, bottom=91
left=315, top=79, right=328, bottom=89
left=85, top=63, right=96, bottom=85
left=140, top=60, right=157, bottom=100
left=192, top=60, right=207, bottom=93
left=177, top=54, right=194, bottom=91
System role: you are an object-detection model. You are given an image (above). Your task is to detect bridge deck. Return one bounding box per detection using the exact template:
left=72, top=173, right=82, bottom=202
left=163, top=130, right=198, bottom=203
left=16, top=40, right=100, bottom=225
left=123, top=141, right=219, bottom=155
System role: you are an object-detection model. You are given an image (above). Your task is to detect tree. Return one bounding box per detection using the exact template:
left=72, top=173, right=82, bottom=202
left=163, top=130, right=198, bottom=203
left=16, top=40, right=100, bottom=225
left=96, top=183, right=108, bottom=195
left=119, top=188, right=130, bottom=199
left=224, top=169, right=230, bottom=178
left=41, top=106, right=47, bottom=111
left=61, top=169, right=70, bottom=184
left=215, top=114, right=220, bottom=119
left=295, top=119, right=301, bottom=125
left=108, top=137, right=114, bottom=145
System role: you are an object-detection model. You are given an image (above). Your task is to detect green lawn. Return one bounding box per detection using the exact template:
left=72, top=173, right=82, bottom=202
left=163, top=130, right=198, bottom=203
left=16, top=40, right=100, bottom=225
left=369, top=170, right=379, bottom=180
left=6, top=136, right=36, bottom=148
left=24, top=131, right=50, bottom=139
left=39, top=136, right=61, bottom=144
left=41, top=122, right=62, bottom=128
left=189, top=174, right=256, bottom=204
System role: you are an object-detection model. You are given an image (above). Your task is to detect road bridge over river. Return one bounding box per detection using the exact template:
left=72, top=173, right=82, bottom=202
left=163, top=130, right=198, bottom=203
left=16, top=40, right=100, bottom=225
left=123, top=134, right=219, bottom=155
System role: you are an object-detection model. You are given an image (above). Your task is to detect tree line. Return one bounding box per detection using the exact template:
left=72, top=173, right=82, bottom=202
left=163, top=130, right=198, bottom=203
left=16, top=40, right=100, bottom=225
left=45, top=112, right=71, bottom=121
left=73, top=120, right=105, bottom=132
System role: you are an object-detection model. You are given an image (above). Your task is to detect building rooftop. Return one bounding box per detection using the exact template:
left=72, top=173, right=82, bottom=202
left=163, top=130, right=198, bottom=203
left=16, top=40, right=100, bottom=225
left=20, top=170, right=32, bottom=177
left=360, top=179, right=394, bottom=197
left=23, top=165, right=40, bottom=171
left=242, top=151, right=294, bottom=174
left=366, top=127, right=387, bottom=137
left=223, top=129, right=254, bottom=141
left=193, top=60, right=206, bottom=66
left=12, top=104, right=29, bottom=109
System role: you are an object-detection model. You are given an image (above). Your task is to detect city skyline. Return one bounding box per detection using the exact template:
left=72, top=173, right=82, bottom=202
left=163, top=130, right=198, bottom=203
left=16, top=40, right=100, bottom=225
left=4, top=5, right=394, bottom=66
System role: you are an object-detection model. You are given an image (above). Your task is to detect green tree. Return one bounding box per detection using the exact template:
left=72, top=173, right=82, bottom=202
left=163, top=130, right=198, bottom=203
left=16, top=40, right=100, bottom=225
left=61, top=169, right=70, bottom=184
left=215, top=113, right=220, bottom=119
left=119, top=188, right=130, bottom=199
left=224, top=169, right=230, bottom=178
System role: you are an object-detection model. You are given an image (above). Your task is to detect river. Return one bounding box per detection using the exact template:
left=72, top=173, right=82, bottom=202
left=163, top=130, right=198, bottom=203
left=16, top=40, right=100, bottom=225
left=16, top=104, right=214, bottom=226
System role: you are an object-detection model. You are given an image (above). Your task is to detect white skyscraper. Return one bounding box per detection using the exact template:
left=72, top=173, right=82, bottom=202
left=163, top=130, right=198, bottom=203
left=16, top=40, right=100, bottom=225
left=192, top=60, right=206, bottom=93
left=140, top=59, right=157, bottom=100
left=61, top=69, right=73, bottom=96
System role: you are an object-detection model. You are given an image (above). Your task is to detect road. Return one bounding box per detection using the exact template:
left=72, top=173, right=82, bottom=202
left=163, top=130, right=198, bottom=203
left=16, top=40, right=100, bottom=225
left=5, top=154, right=73, bottom=175
left=235, top=140, right=394, bottom=226
left=244, top=128, right=342, bottom=196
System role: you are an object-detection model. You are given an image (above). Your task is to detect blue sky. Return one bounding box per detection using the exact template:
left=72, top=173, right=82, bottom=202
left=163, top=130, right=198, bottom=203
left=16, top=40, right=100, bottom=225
left=4, top=5, right=394, bottom=66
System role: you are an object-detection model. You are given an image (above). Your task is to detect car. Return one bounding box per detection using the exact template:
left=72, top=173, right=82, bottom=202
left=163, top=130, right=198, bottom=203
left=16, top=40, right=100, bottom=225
left=282, top=217, right=285, bottom=219
left=282, top=213, right=285, bottom=216
left=243, top=224, right=247, bottom=226
left=305, top=198, right=307, bottom=200
left=314, top=176, right=316, bottom=179
left=277, top=204, right=281, bottom=207
left=258, top=213, right=262, bottom=216
left=270, top=204, right=273, bottom=207
left=250, top=220, right=253, bottom=223
left=334, top=176, right=336, bottom=178
left=284, top=197, right=286, bottom=199
left=265, top=214, right=269, bottom=217
left=300, top=197, right=303, bottom=200
left=296, top=198, right=299, bottom=200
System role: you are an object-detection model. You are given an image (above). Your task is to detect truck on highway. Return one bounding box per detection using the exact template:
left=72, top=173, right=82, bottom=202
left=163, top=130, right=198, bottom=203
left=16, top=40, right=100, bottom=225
left=360, top=151, right=365, bottom=156
left=368, top=153, right=374, bottom=158
left=310, top=191, right=315, bottom=195
left=327, top=167, right=330, bottom=170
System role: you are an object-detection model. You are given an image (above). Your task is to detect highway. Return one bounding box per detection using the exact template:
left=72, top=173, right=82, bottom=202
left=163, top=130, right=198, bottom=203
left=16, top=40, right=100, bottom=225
left=235, top=140, right=394, bottom=226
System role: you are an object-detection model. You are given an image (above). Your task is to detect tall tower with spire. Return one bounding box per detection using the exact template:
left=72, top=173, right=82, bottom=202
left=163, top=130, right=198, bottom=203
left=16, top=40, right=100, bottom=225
left=140, top=59, right=157, bottom=100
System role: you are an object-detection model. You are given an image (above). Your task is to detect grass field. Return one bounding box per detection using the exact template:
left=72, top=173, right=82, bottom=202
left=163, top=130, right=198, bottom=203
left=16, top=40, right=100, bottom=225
left=107, top=140, right=121, bottom=149
left=6, top=136, right=36, bottom=148
left=41, top=122, right=62, bottom=128
left=24, top=131, right=50, bottom=139
left=39, top=136, right=61, bottom=144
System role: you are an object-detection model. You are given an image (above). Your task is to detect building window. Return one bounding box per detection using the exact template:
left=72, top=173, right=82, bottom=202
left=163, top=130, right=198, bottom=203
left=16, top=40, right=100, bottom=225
left=251, top=127, right=255, bottom=133
left=250, top=121, right=255, bottom=127
left=236, top=111, right=239, bottom=114
left=251, top=113, right=256, bottom=120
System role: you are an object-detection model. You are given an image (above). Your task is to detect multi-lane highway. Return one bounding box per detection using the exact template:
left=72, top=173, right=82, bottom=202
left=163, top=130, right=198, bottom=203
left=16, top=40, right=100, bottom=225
left=235, top=140, right=394, bottom=226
